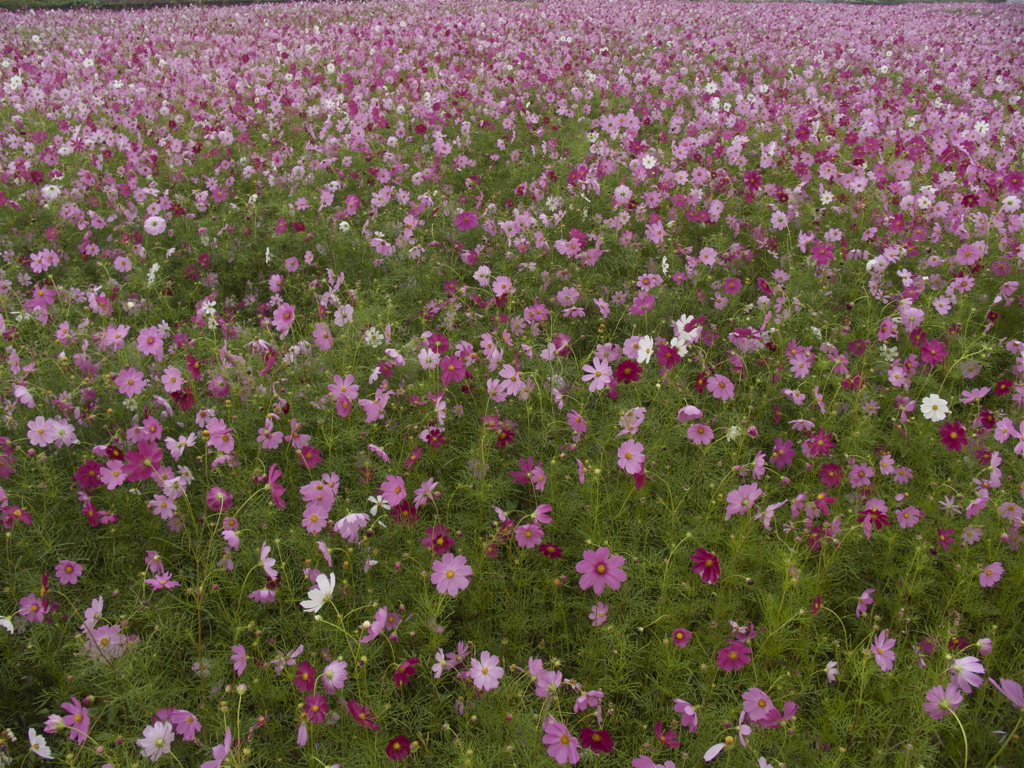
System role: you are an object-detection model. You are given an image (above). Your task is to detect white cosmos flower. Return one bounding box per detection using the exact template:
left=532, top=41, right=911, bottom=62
left=28, top=728, right=52, bottom=759
left=920, top=394, right=950, bottom=423
left=301, top=572, right=335, bottom=614
left=636, top=335, right=654, bottom=365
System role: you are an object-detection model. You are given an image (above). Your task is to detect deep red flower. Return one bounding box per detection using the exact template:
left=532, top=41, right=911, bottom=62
left=613, top=360, right=642, bottom=384
left=694, top=371, right=709, bottom=393
left=539, top=542, right=563, bottom=559
left=939, top=421, right=969, bottom=452
left=579, top=727, right=613, bottom=753
left=495, top=428, right=516, bottom=448
left=388, top=501, right=419, bottom=526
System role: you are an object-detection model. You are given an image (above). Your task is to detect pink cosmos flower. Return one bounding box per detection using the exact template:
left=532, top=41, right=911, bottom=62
left=617, top=439, right=645, bottom=474
left=123, top=440, right=163, bottom=483
left=199, top=727, right=231, bottom=768
left=725, top=483, right=762, bottom=520
left=589, top=602, right=609, bottom=627
left=567, top=409, right=587, bottom=435
left=923, top=683, right=963, bottom=720
left=979, top=562, right=1003, bottom=587
left=677, top=405, right=703, bottom=422
left=136, top=326, right=165, bottom=361
left=431, top=553, right=473, bottom=597
left=575, top=547, right=627, bottom=596
left=301, top=694, right=327, bottom=725
left=26, top=417, right=58, bottom=447
left=989, top=677, right=1024, bottom=710
left=272, top=303, right=296, bottom=338
left=541, top=717, right=580, bottom=765
left=393, top=657, right=418, bottom=689
left=581, top=357, right=612, bottom=392
left=950, top=656, right=985, bottom=693
left=742, top=687, right=776, bottom=724
left=707, top=373, right=735, bottom=401
left=170, top=709, right=201, bottom=741
left=687, top=423, right=714, bottom=445
left=55, top=560, right=83, bottom=585
left=115, top=367, right=149, bottom=397
left=206, top=486, right=233, bottom=512
left=61, top=698, right=90, bottom=744
left=146, top=572, right=180, bottom=590
left=322, top=660, right=348, bottom=693
left=674, top=699, right=698, bottom=733
left=515, top=522, right=543, bottom=549
left=871, top=629, right=897, bottom=671
left=469, top=650, right=504, bottom=691
left=856, top=589, right=875, bottom=618
left=161, top=366, right=184, bottom=393
left=19, top=593, right=46, bottom=622
left=230, top=645, right=247, bottom=676
left=381, top=475, right=406, bottom=507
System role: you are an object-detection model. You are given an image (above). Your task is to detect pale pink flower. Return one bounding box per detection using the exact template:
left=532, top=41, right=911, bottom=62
left=431, top=553, right=473, bottom=597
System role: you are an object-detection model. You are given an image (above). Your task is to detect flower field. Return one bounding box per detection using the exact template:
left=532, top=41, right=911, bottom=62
left=1, top=0, right=1023, bottom=765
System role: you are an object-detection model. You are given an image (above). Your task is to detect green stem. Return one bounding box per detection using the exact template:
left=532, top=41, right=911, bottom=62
left=984, top=713, right=1023, bottom=768
left=948, top=708, right=970, bottom=768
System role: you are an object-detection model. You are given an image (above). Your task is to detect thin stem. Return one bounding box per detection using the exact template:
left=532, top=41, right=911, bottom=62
left=984, top=712, right=1023, bottom=768
left=948, top=707, right=969, bottom=768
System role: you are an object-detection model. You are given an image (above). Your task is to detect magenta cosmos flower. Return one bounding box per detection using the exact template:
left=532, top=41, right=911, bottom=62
left=55, top=560, right=83, bottom=585
left=454, top=211, right=478, bottom=230
left=671, top=628, right=692, bottom=648
left=347, top=700, right=379, bottom=731
left=385, top=734, right=411, bottom=761
left=431, top=553, right=473, bottom=597
left=939, top=420, right=969, bottom=452
left=717, top=642, right=752, bottom=672
left=691, top=548, right=721, bottom=584
left=575, top=547, right=627, bottom=596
